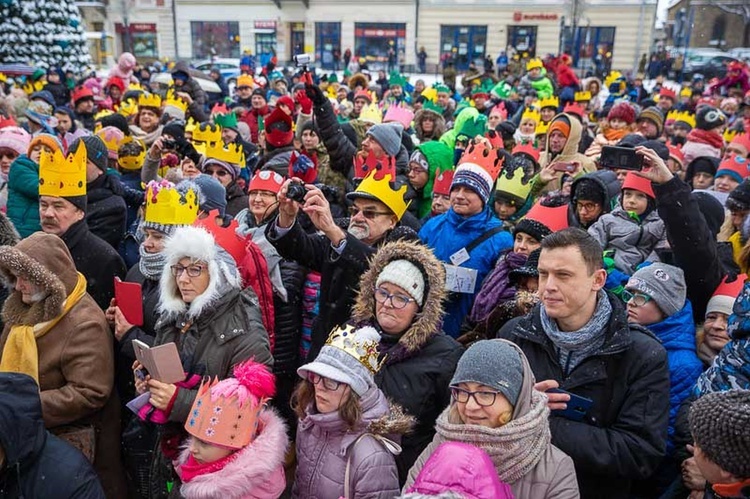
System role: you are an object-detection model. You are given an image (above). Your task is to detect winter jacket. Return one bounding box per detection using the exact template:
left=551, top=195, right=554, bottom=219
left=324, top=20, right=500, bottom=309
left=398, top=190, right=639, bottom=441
left=519, top=73, right=555, bottom=99
left=257, top=146, right=295, bottom=177
left=0, top=372, right=105, bottom=499
left=292, top=387, right=411, bottom=499
left=174, top=409, right=288, bottom=499
left=588, top=207, right=666, bottom=274
left=350, top=240, right=465, bottom=483
left=266, top=215, right=418, bottom=361
left=171, top=61, right=207, bottom=110
left=536, top=113, right=597, bottom=192
left=645, top=301, right=703, bottom=455
left=497, top=293, right=671, bottom=499
left=0, top=233, right=125, bottom=498
left=86, top=172, right=128, bottom=249
left=225, top=181, right=249, bottom=218
left=404, top=340, right=579, bottom=499
left=568, top=170, right=621, bottom=229
left=420, top=207, right=513, bottom=337
left=240, top=105, right=270, bottom=144
left=556, top=64, right=580, bottom=89
left=45, top=82, right=71, bottom=107
left=61, top=219, right=126, bottom=310
left=6, top=154, right=41, bottom=238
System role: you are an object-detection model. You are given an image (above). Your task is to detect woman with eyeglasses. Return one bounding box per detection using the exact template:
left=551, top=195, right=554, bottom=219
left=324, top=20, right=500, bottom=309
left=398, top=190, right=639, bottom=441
left=134, top=225, right=272, bottom=496
left=403, top=339, right=579, bottom=498
left=292, top=325, right=413, bottom=499
left=349, top=240, right=464, bottom=484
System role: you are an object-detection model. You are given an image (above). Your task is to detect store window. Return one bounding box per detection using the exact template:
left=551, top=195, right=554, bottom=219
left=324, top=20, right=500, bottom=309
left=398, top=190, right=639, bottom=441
left=291, top=22, right=305, bottom=60
left=440, top=25, right=487, bottom=71
left=572, top=26, right=615, bottom=74
left=255, top=21, right=277, bottom=68
left=316, top=22, right=341, bottom=70
left=116, top=23, right=157, bottom=59
left=507, top=26, right=537, bottom=58
left=354, top=23, right=406, bottom=71
left=191, top=21, right=240, bottom=59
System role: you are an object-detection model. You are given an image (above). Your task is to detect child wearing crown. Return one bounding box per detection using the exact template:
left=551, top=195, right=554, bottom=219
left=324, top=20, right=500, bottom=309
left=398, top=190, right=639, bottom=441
left=291, top=325, right=414, bottom=499
left=174, top=360, right=288, bottom=499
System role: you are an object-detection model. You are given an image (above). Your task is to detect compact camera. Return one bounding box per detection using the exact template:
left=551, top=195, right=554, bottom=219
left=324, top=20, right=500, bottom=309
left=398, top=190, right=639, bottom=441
left=293, top=53, right=312, bottom=67
left=286, top=183, right=308, bottom=203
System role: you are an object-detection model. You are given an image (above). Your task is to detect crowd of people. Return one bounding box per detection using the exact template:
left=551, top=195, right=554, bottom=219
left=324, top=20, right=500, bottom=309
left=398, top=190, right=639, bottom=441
left=0, top=49, right=749, bottom=499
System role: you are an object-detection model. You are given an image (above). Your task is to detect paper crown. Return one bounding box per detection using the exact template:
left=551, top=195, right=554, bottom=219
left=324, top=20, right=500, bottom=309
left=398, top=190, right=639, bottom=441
left=211, top=103, right=230, bottom=116
left=353, top=89, right=373, bottom=103
left=526, top=58, right=543, bottom=71
left=523, top=202, right=569, bottom=233
left=288, top=151, right=318, bottom=184
left=458, top=141, right=504, bottom=182
left=236, top=74, right=254, bottom=88
left=536, top=96, right=559, bottom=110
left=204, top=141, right=244, bottom=166
left=485, top=129, right=504, bottom=150
left=563, top=102, right=586, bottom=118
left=38, top=146, right=87, bottom=198
left=353, top=171, right=410, bottom=219
left=673, top=111, right=696, bottom=128
left=422, top=100, right=444, bottom=116
left=96, top=127, right=123, bottom=158
left=457, top=114, right=488, bottom=140
left=118, top=98, right=138, bottom=117
left=667, top=144, right=685, bottom=165
left=165, top=89, right=188, bottom=113
left=138, top=92, right=162, bottom=109
left=23, top=80, right=45, bottom=95
left=94, top=109, right=114, bottom=121
left=574, top=91, right=592, bottom=102
left=433, top=169, right=455, bottom=196
left=434, top=83, right=451, bottom=95
left=185, top=360, right=275, bottom=450
left=128, top=82, right=144, bottom=92
left=659, top=87, right=677, bottom=100
left=513, top=142, right=540, bottom=163
left=421, top=87, right=438, bottom=102
left=354, top=151, right=396, bottom=181
left=185, top=117, right=197, bottom=134
left=724, top=128, right=739, bottom=143
left=144, top=180, right=199, bottom=226
left=192, top=122, right=222, bottom=145
left=535, top=121, right=550, bottom=135
left=214, top=112, right=239, bottom=131
left=118, top=136, right=147, bottom=170
left=521, top=107, right=541, bottom=123
left=325, top=324, right=383, bottom=374
left=621, top=171, right=655, bottom=198
left=680, top=87, right=692, bottom=98
left=712, top=274, right=747, bottom=300
left=389, top=72, right=407, bottom=87
left=495, top=164, right=533, bottom=203
left=249, top=169, right=284, bottom=194
left=193, top=210, right=246, bottom=265
left=490, top=102, right=508, bottom=120
left=384, top=105, right=414, bottom=129
left=359, top=103, right=383, bottom=124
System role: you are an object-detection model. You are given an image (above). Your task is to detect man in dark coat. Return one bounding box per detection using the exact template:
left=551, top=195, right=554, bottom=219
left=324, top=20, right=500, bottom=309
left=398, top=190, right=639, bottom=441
left=498, top=227, right=670, bottom=499
left=0, top=372, right=105, bottom=498
left=170, top=61, right=207, bottom=110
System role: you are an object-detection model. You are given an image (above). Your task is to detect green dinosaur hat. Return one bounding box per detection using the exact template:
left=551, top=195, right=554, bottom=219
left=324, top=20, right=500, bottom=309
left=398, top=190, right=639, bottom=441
left=214, top=112, right=238, bottom=131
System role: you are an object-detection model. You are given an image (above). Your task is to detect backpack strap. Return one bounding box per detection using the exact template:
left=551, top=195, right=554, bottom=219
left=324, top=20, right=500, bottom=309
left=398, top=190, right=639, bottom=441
left=464, top=225, right=505, bottom=255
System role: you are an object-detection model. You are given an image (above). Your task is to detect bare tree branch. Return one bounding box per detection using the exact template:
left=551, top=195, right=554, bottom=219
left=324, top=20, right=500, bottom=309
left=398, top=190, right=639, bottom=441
left=709, top=1, right=750, bottom=21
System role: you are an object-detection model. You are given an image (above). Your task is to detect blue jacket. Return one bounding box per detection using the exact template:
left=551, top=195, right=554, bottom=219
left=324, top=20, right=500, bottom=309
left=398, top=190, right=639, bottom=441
left=419, top=207, right=512, bottom=337
left=6, top=155, right=41, bottom=238
left=647, top=301, right=703, bottom=455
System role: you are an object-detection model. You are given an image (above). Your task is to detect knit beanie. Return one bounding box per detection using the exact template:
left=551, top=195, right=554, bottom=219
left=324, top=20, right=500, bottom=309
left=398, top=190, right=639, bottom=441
left=450, top=339, right=524, bottom=407
left=193, top=174, right=227, bottom=217
left=162, top=122, right=186, bottom=144
left=496, top=121, right=517, bottom=141
left=298, top=325, right=381, bottom=397
left=626, top=263, right=686, bottom=317
left=716, top=155, right=750, bottom=184
left=27, top=133, right=62, bottom=156
left=376, top=259, right=426, bottom=306
left=607, top=103, right=636, bottom=125
left=572, top=178, right=606, bottom=206
left=451, top=163, right=492, bottom=206
left=689, top=390, right=750, bottom=479
left=727, top=179, right=750, bottom=212
left=548, top=115, right=571, bottom=139
left=696, top=106, right=727, bottom=131
left=0, top=127, right=31, bottom=156
left=366, top=123, right=403, bottom=157
left=617, top=133, right=647, bottom=148
left=70, top=136, right=109, bottom=172
left=202, top=157, right=240, bottom=181
left=409, top=149, right=429, bottom=172
left=509, top=247, right=541, bottom=286
left=251, top=88, right=267, bottom=101
left=637, top=107, right=665, bottom=135
left=30, top=90, right=55, bottom=109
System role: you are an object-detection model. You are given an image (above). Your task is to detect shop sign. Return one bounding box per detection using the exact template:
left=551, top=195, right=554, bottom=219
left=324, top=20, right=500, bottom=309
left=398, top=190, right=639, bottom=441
left=291, top=22, right=305, bottom=31
left=355, top=28, right=406, bottom=38
left=512, top=12, right=559, bottom=22
left=255, top=20, right=277, bottom=29
left=115, top=23, right=157, bottom=33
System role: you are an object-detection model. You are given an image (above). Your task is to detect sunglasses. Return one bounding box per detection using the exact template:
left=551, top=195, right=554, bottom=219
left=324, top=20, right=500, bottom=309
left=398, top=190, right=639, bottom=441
left=348, top=206, right=391, bottom=220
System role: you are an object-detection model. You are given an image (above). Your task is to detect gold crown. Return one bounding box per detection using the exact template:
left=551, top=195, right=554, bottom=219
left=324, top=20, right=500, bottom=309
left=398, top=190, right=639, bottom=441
left=674, top=111, right=696, bottom=128
left=325, top=324, right=384, bottom=374
left=575, top=91, right=592, bottom=102
left=204, top=141, right=244, bottom=166
left=165, top=89, right=188, bottom=113
left=495, top=164, right=533, bottom=202
left=604, top=71, right=623, bottom=89
left=185, top=117, right=198, bottom=134
left=39, top=146, right=87, bottom=198
left=128, top=82, right=144, bottom=92
left=22, top=80, right=45, bottom=95
left=521, top=107, right=541, bottom=123
left=138, top=92, right=162, bottom=109
left=355, top=172, right=410, bottom=220
left=358, top=103, right=382, bottom=124
left=724, top=128, right=739, bottom=143
left=192, top=123, right=222, bottom=145
left=94, top=109, right=114, bottom=121
left=118, top=136, right=147, bottom=170
left=536, top=96, right=559, bottom=109
left=144, top=182, right=199, bottom=226
left=680, top=87, right=692, bottom=98
left=535, top=121, right=550, bottom=135
left=666, top=110, right=678, bottom=122
left=526, top=58, right=543, bottom=71
left=118, top=98, right=138, bottom=117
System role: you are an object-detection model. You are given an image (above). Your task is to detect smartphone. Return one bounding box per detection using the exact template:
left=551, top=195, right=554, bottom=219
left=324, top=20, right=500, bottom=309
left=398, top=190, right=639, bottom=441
left=552, top=162, right=576, bottom=173
left=135, top=368, right=147, bottom=382
left=600, top=145, right=643, bottom=171
left=548, top=388, right=593, bottom=422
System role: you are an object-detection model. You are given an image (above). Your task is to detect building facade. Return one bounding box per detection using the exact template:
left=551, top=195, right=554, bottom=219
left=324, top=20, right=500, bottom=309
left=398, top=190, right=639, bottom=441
left=666, top=0, right=749, bottom=50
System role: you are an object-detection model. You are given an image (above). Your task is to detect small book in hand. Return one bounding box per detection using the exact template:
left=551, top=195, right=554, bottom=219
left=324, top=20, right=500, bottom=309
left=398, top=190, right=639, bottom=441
left=132, top=339, right=185, bottom=384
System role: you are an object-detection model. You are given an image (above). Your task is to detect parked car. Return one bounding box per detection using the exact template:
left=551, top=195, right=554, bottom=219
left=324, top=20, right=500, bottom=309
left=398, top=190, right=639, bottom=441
left=728, top=47, right=750, bottom=63
left=192, top=58, right=241, bottom=86
left=683, top=53, right=738, bottom=80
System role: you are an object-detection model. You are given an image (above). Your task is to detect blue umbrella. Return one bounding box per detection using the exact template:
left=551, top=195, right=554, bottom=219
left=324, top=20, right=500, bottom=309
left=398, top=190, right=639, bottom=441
left=0, top=63, right=37, bottom=76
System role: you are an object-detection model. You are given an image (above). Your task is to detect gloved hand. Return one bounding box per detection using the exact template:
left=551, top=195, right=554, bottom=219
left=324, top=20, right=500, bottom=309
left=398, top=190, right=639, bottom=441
left=304, top=83, right=326, bottom=107
left=295, top=89, right=313, bottom=114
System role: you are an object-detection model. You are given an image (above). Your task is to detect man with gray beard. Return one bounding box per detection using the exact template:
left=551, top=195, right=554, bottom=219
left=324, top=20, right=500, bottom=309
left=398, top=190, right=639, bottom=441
left=266, top=172, right=417, bottom=360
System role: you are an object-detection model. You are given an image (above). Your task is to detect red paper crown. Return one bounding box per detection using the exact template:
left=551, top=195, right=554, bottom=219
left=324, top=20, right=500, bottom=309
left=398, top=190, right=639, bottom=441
left=621, top=172, right=655, bottom=198
left=193, top=210, right=247, bottom=265
left=249, top=169, right=284, bottom=194
left=659, top=87, right=677, bottom=100
left=353, top=151, right=396, bottom=181
left=732, top=133, right=750, bottom=151
left=288, top=150, right=318, bottom=184
left=718, top=155, right=750, bottom=180
left=458, top=141, right=505, bottom=182
left=484, top=130, right=504, bottom=150
left=211, top=103, right=230, bottom=116
left=563, top=102, right=586, bottom=118
left=0, top=115, right=17, bottom=129
left=667, top=144, right=685, bottom=165
left=433, top=169, right=455, bottom=196
left=512, top=142, right=540, bottom=163
left=353, top=89, right=373, bottom=103
left=523, top=202, right=569, bottom=233
left=712, top=274, right=747, bottom=299
left=264, top=107, right=294, bottom=148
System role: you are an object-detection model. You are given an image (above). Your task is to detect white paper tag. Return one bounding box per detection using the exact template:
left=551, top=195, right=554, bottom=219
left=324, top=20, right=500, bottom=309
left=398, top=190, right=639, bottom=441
left=445, top=264, right=478, bottom=294
left=449, top=247, right=471, bottom=266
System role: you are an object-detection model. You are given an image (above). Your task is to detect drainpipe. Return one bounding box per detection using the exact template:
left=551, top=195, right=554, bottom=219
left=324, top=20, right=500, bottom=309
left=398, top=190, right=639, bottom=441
left=634, top=0, right=646, bottom=71
left=172, top=0, right=179, bottom=59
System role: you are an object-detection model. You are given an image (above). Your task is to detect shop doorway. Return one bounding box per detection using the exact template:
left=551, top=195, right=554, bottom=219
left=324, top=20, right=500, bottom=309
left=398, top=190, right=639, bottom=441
left=354, top=23, right=406, bottom=71
left=507, top=26, right=537, bottom=57
left=562, top=26, right=615, bottom=76
left=291, top=23, right=305, bottom=61
left=440, top=25, right=487, bottom=71
left=316, top=22, right=341, bottom=70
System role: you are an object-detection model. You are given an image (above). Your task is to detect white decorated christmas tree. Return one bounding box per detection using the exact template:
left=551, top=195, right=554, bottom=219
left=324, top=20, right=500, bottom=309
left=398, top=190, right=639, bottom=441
left=0, top=0, right=92, bottom=72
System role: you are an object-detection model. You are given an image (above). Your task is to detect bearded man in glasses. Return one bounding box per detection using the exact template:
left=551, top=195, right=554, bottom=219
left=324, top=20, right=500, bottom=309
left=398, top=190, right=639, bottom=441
left=266, top=171, right=417, bottom=361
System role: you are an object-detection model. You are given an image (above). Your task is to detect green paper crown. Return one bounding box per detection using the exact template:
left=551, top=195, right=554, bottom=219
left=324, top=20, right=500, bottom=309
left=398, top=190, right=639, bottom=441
left=389, top=71, right=407, bottom=87
left=434, top=83, right=451, bottom=94
left=214, top=112, right=238, bottom=130
left=422, top=100, right=445, bottom=116
left=457, top=114, right=488, bottom=140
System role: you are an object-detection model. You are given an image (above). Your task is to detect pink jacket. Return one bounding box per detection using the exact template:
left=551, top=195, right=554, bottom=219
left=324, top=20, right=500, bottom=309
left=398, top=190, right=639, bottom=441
left=174, top=409, right=289, bottom=499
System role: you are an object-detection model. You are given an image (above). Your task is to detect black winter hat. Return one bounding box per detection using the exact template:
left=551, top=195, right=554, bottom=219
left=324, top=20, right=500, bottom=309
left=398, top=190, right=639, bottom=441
left=70, top=136, right=109, bottom=172
left=496, top=121, right=517, bottom=141
left=162, top=122, right=186, bottom=144
left=727, top=178, right=750, bottom=212
left=573, top=178, right=606, bottom=206
left=251, top=88, right=267, bottom=101
left=641, top=140, right=670, bottom=162
left=617, top=133, right=647, bottom=148
left=509, top=248, right=540, bottom=285
left=696, top=106, right=727, bottom=131
left=692, top=192, right=724, bottom=237
left=98, top=113, right=130, bottom=136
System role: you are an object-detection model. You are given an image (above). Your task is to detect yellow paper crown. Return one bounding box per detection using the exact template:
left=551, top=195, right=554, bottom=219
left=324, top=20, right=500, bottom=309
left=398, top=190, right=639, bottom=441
left=666, top=110, right=678, bottom=122
left=192, top=123, right=222, bottom=145
left=495, top=164, right=533, bottom=202
left=526, top=58, right=543, bottom=71
left=22, top=80, right=45, bottom=95
left=574, top=91, right=592, bottom=102
left=118, top=98, right=138, bottom=117
left=128, top=82, right=144, bottom=92
left=39, top=146, right=87, bottom=198
left=604, top=71, right=623, bottom=89
left=359, top=103, right=382, bottom=124
left=354, top=172, right=410, bottom=220
left=144, top=183, right=199, bottom=226
left=118, top=137, right=147, bottom=170
left=94, top=109, right=114, bottom=121
left=185, top=117, right=198, bottom=134
left=724, top=128, right=739, bottom=143
left=680, top=87, right=692, bottom=98
left=165, top=89, right=188, bottom=113
left=325, top=324, right=384, bottom=374
left=521, top=107, right=541, bottom=124
left=535, top=121, right=550, bottom=135
left=204, top=141, right=245, bottom=166
left=138, top=92, right=162, bottom=109
left=421, top=87, right=438, bottom=103
left=674, top=111, right=696, bottom=128
left=536, top=96, right=559, bottom=109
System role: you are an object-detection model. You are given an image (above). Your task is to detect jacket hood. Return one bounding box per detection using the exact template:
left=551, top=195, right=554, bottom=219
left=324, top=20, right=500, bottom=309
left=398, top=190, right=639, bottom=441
left=352, top=240, right=446, bottom=353
left=413, top=109, right=446, bottom=142
left=0, top=372, right=46, bottom=473
left=647, top=301, right=697, bottom=352
left=171, top=61, right=192, bottom=77
left=0, top=232, right=76, bottom=326
left=159, top=226, right=242, bottom=319
left=544, top=112, right=583, bottom=159
left=440, top=107, right=479, bottom=151
left=571, top=169, right=620, bottom=214
left=0, top=212, right=20, bottom=247
left=414, top=141, right=453, bottom=217
left=176, top=409, right=289, bottom=499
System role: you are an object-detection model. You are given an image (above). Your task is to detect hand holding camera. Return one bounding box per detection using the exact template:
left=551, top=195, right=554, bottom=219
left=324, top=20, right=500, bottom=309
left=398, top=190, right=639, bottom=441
left=277, top=178, right=306, bottom=228
left=633, top=146, right=673, bottom=185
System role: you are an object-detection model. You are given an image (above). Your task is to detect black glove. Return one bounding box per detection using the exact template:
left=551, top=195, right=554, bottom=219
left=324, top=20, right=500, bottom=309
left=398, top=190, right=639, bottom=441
left=305, top=83, right=327, bottom=106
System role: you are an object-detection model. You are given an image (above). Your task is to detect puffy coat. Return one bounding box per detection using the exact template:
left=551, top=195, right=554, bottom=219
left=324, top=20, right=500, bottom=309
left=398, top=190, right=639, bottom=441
left=293, top=387, right=412, bottom=499
left=420, top=207, right=513, bottom=337
left=536, top=113, right=597, bottom=191
left=6, top=154, right=41, bottom=238
left=257, top=146, right=295, bottom=177
left=0, top=372, right=105, bottom=498
left=225, top=181, right=249, bottom=218
left=645, top=301, right=703, bottom=455
left=350, top=240, right=465, bottom=483
left=588, top=207, right=666, bottom=274
left=61, top=219, right=127, bottom=310
left=497, top=293, right=670, bottom=499
left=86, top=172, right=128, bottom=249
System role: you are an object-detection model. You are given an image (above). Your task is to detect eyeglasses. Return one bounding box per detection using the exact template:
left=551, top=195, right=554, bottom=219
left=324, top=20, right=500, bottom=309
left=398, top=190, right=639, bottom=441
left=170, top=264, right=205, bottom=278
left=308, top=372, right=343, bottom=391
left=621, top=289, right=652, bottom=307
left=408, top=166, right=427, bottom=175
left=450, top=386, right=501, bottom=407
left=206, top=169, right=229, bottom=177
left=576, top=201, right=600, bottom=212
left=348, top=206, right=392, bottom=220
left=374, top=287, right=416, bottom=309
left=249, top=190, right=277, bottom=199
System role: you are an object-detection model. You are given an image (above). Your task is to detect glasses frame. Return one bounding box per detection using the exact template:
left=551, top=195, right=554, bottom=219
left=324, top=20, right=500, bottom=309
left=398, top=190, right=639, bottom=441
left=373, top=286, right=416, bottom=309
left=348, top=206, right=392, bottom=220
left=308, top=372, right=343, bottom=391
left=621, top=289, right=652, bottom=307
left=575, top=201, right=600, bottom=212
left=450, top=386, right=501, bottom=407
left=170, top=264, right=205, bottom=278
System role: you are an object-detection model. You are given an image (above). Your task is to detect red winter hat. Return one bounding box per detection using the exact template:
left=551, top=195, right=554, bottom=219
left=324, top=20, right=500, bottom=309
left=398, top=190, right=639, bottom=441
left=276, top=95, right=295, bottom=110
left=71, top=86, right=94, bottom=105
left=667, top=144, right=685, bottom=168
left=264, top=107, right=293, bottom=148
left=522, top=202, right=569, bottom=233
left=731, top=133, right=750, bottom=152
left=607, top=103, right=636, bottom=125
left=107, top=76, right=126, bottom=93
left=249, top=169, right=284, bottom=194
left=621, top=171, right=655, bottom=199
left=512, top=142, right=540, bottom=163
left=706, top=274, right=747, bottom=316
left=433, top=169, right=455, bottom=196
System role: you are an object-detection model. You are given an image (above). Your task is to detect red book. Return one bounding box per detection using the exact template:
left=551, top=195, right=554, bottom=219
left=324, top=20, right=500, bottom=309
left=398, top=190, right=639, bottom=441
left=114, top=278, right=143, bottom=326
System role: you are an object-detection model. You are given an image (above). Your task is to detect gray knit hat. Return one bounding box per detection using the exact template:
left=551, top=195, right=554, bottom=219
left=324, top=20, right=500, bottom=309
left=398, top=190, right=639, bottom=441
left=193, top=174, right=227, bottom=218
left=366, top=123, right=403, bottom=157
left=626, top=263, right=686, bottom=317
left=70, top=135, right=109, bottom=172
left=450, top=340, right=523, bottom=407
left=689, top=390, right=750, bottom=479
